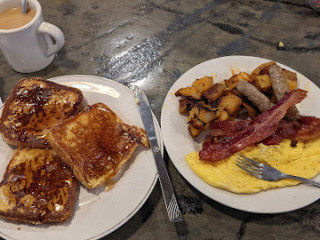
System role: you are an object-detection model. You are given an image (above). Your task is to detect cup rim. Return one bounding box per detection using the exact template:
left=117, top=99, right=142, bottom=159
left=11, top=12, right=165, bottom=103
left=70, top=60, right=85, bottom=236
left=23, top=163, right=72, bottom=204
left=0, top=0, right=42, bottom=33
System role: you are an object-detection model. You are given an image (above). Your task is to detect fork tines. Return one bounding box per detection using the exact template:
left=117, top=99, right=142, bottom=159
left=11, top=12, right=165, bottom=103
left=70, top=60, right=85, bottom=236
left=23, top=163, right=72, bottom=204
left=235, top=154, right=263, bottom=179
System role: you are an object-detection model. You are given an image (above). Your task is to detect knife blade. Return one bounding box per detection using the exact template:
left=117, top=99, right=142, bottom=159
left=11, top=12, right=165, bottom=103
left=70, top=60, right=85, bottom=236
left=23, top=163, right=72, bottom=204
left=130, top=85, right=182, bottom=222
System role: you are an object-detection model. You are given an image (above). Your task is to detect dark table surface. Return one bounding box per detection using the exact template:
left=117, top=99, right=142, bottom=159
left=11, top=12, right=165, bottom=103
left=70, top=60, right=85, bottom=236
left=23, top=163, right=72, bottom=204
left=1, top=0, right=320, bottom=239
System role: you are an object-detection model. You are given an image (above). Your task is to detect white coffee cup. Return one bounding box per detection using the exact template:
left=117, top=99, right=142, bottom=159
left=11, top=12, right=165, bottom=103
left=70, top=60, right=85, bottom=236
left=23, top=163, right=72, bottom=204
left=0, top=0, right=64, bottom=73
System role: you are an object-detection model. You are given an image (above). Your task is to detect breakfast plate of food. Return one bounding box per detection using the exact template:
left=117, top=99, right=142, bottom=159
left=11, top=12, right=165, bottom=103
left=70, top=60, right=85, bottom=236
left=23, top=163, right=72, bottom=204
left=0, top=75, right=161, bottom=240
left=161, top=55, right=320, bottom=214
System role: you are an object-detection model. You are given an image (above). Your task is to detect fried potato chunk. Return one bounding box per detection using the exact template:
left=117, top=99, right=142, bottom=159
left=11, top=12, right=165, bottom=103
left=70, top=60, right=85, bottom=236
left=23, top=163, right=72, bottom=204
left=192, top=76, right=214, bottom=93
left=202, top=82, right=226, bottom=103
left=218, top=93, right=242, bottom=117
left=187, top=106, right=217, bottom=130
left=251, top=61, right=276, bottom=76
left=225, top=72, right=254, bottom=89
left=188, top=125, right=202, bottom=138
left=283, top=69, right=298, bottom=91
left=218, top=110, right=229, bottom=121
left=175, top=87, right=201, bottom=99
left=254, top=74, right=272, bottom=92
left=198, top=108, right=216, bottom=124
left=178, top=98, right=195, bottom=114
left=241, top=101, right=257, bottom=119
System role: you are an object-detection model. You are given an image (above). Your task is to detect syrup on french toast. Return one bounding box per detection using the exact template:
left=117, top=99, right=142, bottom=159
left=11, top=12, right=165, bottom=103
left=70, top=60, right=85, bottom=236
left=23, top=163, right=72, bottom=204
left=49, top=103, right=149, bottom=189
left=0, top=77, right=84, bottom=148
left=0, top=148, right=78, bottom=224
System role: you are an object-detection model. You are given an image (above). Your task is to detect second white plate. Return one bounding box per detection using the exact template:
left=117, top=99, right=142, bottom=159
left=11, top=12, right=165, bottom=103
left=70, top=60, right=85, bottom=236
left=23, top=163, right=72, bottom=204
left=161, top=55, right=320, bottom=214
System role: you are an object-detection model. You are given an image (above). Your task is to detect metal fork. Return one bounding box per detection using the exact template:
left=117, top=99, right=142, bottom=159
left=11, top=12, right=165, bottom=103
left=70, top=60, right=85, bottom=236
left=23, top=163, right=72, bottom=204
left=236, top=154, right=320, bottom=187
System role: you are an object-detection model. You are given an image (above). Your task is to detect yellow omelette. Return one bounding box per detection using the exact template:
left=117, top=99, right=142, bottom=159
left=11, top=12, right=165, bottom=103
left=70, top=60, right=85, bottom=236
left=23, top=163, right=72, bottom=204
left=186, top=138, right=320, bottom=193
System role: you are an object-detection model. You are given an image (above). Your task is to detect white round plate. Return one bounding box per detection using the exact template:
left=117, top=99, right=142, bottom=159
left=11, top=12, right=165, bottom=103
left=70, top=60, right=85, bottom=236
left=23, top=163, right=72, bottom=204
left=0, top=75, right=161, bottom=240
left=161, top=55, right=320, bottom=214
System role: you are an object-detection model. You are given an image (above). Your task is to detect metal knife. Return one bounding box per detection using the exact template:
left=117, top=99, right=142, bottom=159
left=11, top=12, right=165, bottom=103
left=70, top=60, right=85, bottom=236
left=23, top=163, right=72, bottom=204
left=129, top=85, right=182, bottom=222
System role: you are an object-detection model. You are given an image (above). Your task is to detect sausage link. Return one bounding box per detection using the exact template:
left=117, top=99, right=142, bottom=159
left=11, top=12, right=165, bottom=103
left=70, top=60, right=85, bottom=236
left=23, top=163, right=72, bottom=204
left=237, top=80, right=274, bottom=112
left=269, top=65, right=300, bottom=120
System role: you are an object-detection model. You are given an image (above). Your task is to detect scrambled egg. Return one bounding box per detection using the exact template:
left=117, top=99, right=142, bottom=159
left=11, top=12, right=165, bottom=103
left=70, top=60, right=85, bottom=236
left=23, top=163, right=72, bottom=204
left=186, top=138, right=320, bottom=193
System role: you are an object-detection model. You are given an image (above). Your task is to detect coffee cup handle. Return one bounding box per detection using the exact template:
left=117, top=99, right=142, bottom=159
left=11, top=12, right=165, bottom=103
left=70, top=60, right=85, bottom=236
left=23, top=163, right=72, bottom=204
left=38, top=22, right=65, bottom=57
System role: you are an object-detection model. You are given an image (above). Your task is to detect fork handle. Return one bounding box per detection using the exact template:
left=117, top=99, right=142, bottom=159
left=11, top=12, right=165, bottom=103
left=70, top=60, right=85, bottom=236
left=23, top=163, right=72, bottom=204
left=285, top=174, right=320, bottom=187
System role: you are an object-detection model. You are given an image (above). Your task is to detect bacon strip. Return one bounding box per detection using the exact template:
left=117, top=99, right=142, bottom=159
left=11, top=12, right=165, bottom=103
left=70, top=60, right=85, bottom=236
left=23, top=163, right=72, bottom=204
left=210, top=120, right=250, bottom=137
left=263, top=116, right=320, bottom=145
left=199, top=89, right=307, bottom=162
left=262, top=120, right=299, bottom=145
left=294, top=116, right=320, bottom=141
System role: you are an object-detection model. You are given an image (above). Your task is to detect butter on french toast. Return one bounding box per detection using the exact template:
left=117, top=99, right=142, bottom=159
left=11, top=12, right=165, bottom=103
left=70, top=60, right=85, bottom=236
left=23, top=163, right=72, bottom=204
left=0, top=77, right=84, bottom=148
left=48, top=103, right=150, bottom=189
left=0, top=148, right=78, bottom=224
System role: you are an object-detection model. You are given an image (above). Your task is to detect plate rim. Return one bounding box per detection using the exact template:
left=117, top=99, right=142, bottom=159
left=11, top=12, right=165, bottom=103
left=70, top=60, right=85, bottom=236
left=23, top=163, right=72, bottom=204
left=0, top=75, right=161, bottom=240
left=161, top=55, right=320, bottom=214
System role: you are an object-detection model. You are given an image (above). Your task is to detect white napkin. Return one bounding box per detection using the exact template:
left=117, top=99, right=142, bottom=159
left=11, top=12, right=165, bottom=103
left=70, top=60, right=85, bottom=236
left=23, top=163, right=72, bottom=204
left=0, top=97, right=3, bottom=107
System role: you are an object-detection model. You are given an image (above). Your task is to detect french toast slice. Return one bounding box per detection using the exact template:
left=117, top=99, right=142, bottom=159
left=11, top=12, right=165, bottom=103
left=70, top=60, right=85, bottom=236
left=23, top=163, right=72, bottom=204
left=0, top=77, right=84, bottom=148
left=0, top=148, right=78, bottom=224
left=49, top=103, right=149, bottom=189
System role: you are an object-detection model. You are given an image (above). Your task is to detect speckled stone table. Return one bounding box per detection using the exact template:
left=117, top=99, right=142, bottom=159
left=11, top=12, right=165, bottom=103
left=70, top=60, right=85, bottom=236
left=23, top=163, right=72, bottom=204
left=1, top=0, right=320, bottom=239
